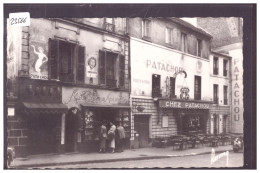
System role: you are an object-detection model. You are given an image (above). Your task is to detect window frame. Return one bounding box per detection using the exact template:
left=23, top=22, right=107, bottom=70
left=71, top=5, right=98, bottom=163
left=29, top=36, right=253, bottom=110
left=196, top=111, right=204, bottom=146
left=165, top=27, right=173, bottom=45
left=223, top=85, right=228, bottom=105
left=213, top=56, right=219, bottom=75
left=194, top=75, right=201, bottom=100
left=169, top=77, right=176, bottom=98
left=213, top=84, right=219, bottom=104
left=152, top=74, right=161, bottom=97
left=142, top=19, right=151, bottom=39
left=49, top=39, right=85, bottom=83
left=181, top=32, right=187, bottom=53
left=99, top=50, right=125, bottom=88
left=223, top=59, right=228, bottom=77
left=197, top=39, right=202, bottom=57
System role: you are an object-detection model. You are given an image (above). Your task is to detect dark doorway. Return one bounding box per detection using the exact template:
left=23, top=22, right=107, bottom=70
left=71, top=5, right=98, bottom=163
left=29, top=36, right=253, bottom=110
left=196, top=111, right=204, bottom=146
left=27, top=114, right=59, bottom=155
left=65, top=109, right=79, bottom=152
left=134, top=115, right=150, bottom=148
left=213, top=114, right=218, bottom=134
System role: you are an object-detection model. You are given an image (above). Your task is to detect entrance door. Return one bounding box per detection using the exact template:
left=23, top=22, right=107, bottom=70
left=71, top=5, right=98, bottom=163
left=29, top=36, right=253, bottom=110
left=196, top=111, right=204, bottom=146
left=27, top=114, right=58, bottom=155
left=134, top=115, right=150, bottom=148
left=65, top=111, right=78, bottom=152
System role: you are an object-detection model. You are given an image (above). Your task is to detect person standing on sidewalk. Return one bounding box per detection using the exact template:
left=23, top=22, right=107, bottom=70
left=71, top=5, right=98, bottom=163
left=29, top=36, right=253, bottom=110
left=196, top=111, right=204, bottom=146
left=99, top=121, right=107, bottom=153
left=108, top=122, right=116, bottom=153
left=116, top=122, right=126, bottom=152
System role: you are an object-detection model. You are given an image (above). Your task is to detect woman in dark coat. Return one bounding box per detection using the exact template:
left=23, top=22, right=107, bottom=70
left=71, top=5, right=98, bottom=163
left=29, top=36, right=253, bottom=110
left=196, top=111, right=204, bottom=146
left=99, top=122, right=107, bottom=153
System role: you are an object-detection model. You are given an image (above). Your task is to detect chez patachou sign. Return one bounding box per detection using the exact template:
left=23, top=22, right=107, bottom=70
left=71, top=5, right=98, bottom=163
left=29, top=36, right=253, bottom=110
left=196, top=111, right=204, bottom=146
left=159, top=100, right=211, bottom=109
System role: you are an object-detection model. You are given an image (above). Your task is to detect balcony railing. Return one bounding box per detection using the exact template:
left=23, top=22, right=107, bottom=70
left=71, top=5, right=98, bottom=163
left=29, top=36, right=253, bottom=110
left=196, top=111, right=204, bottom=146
left=213, top=68, right=219, bottom=75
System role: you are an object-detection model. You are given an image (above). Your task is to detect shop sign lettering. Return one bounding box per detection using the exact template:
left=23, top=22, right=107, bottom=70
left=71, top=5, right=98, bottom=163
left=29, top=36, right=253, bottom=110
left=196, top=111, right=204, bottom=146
left=233, top=58, right=241, bottom=121
left=146, top=60, right=183, bottom=73
left=160, top=100, right=211, bottom=109
left=62, top=88, right=129, bottom=108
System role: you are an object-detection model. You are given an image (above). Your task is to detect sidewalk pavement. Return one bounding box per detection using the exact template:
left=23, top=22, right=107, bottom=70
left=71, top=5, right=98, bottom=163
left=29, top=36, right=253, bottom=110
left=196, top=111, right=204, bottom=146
left=11, top=145, right=233, bottom=168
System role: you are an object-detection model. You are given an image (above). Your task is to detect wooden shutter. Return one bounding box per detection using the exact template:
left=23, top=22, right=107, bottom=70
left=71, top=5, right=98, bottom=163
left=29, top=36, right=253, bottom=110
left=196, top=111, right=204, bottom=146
left=77, top=46, right=85, bottom=83
left=99, top=50, right=106, bottom=85
left=48, top=39, right=59, bottom=79
left=119, top=55, right=125, bottom=88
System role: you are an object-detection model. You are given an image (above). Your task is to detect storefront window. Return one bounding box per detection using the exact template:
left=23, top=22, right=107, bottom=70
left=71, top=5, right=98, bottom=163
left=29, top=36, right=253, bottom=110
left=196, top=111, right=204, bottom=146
left=82, top=107, right=131, bottom=143
left=183, top=115, right=203, bottom=133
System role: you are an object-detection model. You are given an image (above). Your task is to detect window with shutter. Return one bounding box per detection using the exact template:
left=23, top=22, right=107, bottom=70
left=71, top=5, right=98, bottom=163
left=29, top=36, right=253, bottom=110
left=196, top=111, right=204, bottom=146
left=59, top=41, right=75, bottom=82
left=194, top=76, right=201, bottom=100
left=119, top=55, right=125, bottom=88
left=49, top=39, right=84, bottom=83
left=170, top=77, right=175, bottom=98
left=49, top=39, right=59, bottom=80
left=99, top=51, right=106, bottom=85
left=77, top=46, right=85, bottom=83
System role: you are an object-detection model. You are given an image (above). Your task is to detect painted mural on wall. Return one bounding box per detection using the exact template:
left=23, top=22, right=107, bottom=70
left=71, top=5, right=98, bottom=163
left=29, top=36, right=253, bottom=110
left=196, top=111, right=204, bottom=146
left=62, top=87, right=130, bottom=108
left=7, top=20, right=22, bottom=79
left=29, top=26, right=49, bottom=80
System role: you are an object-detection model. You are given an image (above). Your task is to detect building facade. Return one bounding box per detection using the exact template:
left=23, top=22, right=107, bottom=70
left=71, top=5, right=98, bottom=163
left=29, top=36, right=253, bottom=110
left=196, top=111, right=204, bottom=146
left=209, top=51, right=232, bottom=135
left=6, top=18, right=131, bottom=157
left=127, top=18, right=215, bottom=148
left=197, top=17, right=243, bottom=134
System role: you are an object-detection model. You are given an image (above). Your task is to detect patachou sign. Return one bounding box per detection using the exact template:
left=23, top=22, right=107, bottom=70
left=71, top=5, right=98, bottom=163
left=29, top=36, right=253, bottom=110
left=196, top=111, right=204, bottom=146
left=159, top=100, right=211, bottom=109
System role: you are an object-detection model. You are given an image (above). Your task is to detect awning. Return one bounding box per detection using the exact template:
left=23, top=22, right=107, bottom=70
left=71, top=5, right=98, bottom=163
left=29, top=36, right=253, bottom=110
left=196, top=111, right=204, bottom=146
left=80, top=104, right=130, bottom=109
left=18, top=102, right=68, bottom=114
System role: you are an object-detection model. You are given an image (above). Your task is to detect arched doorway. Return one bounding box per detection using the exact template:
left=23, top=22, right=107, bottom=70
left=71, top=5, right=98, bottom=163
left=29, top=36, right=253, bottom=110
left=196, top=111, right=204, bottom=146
left=65, top=107, right=81, bottom=152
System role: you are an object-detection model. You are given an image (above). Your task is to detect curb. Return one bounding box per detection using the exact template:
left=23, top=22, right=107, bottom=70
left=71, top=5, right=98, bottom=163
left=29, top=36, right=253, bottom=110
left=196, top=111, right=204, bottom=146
left=11, top=149, right=233, bottom=169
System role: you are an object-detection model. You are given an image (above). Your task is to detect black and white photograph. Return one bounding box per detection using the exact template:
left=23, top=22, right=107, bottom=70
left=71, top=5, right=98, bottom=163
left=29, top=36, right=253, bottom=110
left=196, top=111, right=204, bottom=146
left=3, top=3, right=256, bottom=170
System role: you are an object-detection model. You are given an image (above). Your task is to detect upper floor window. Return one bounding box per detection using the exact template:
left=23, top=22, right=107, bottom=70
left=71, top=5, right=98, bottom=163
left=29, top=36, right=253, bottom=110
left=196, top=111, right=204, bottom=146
left=224, top=85, right=228, bottom=105
left=194, top=76, right=201, bottom=100
left=197, top=39, right=202, bottom=57
left=104, top=18, right=115, bottom=32
left=142, top=19, right=151, bottom=39
left=99, top=50, right=125, bottom=88
left=213, top=56, right=219, bottom=75
left=223, top=59, right=228, bottom=77
left=213, top=84, right=218, bottom=104
left=152, top=74, right=161, bottom=97
left=49, top=39, right=85, bottom=83
left=170, top=77, right=176, bottom=98
left=181, top=33, right=187, bottom=53
left=165, top=27, right=173, bottom=45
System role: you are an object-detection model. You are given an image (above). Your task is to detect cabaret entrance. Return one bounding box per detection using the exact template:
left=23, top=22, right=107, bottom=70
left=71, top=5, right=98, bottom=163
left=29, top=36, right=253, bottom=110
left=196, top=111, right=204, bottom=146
left=158, top=99, right=212, bottom=135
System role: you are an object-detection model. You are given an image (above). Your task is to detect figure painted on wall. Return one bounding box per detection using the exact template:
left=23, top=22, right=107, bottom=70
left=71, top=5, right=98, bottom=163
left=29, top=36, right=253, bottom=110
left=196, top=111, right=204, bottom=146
left=31, top=45, right=48, bottom=74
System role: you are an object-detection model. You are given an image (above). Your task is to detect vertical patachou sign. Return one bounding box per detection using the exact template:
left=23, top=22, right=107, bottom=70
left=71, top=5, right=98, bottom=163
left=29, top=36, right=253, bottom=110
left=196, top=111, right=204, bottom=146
left=231, top=49, right=244, bottom=133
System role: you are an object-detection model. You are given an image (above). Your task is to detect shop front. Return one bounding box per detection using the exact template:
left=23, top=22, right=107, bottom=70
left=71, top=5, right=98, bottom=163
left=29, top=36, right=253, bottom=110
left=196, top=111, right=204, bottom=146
left=159, top=99, right=213, bottom=135
left=16, top=78, right=68, bottom=156
left=62, top=87, right=130, bottom=152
